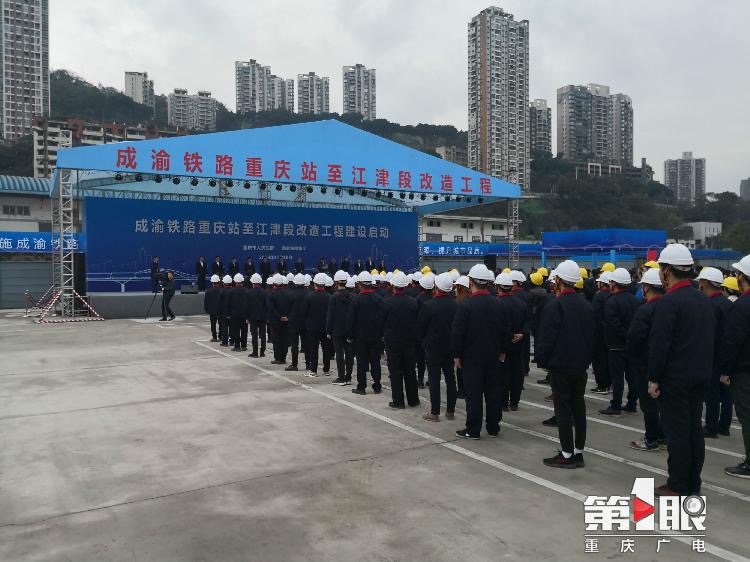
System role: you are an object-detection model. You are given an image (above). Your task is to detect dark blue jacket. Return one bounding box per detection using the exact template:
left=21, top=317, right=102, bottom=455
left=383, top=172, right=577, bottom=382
left=603, top=290, right=640, bottom=350
left=381, top=292, right=418, bottom=348
left=346, top=290, right=384, bottom=342
left=536, top=291, right=594, bottom=373
left=246, top=287, right=268, bottom=322
left=451, top=291, right=510, bottom=364
left=416, top=294, right=457, bottom=355
left=720, top=290, right=750, bottom=376
left=301, top=289, right=331, bottom=333
left=326, top=290, right=353, bottom=337
left=627, top=297, right=660, bottom=376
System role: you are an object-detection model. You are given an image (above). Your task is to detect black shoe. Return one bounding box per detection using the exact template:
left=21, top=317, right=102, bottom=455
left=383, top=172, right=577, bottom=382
left=703, top=428, right=718, bottom=439
left=537, top=377, right=550, bottom=385
left=590, top=386, right=610, bottom=394
left=270, top=360, right=284, bottom=365
left=159, top=318, right=168, bottom=322
left=455, top=429, right=480, bottom=440
left=210, top=338, right=219, bottom=342
left=510, top=404, right=519, bottom=412
left=260, top=352, right=265, bottom=357
left=232, top=347, right=242, bottom=352
left=542, top=416, right=558, bottom=427
left=331, top=378, right=346, bottom=385
left=284, top=365, right=298, bottom=372
left=622, top=405, right=638, bottom=415
left=372, top=387, right=382, bottom=394
left=502, top=406, right=509, bottom=412
left=456, top=390, right=466, bottom=400
left=220, top=343, right=229, bottom=347
left=342, top=378, right=352, bottom=386
left=240, top=347, right=247, bottom=352
left=487, top=431, right=499, bottom=438
left=408, top=401, right=420, bottom=408
left=248, top=352, right=259, bottom=357
left=388, top=402, right=405, bottom=409
left=351, top=388, right=366, bottom=395
left=574, top=453, right=585, bottom=467
left=417, top=381, right=425, bottom=389
left=543, top=451, right=577, bottom=469
left=718, top=428, right=731, bottom=437
left=169, top=316, right=175, bottom=321
left=599, top=407, right=622, bottom=417
left=725, top=459, right=750, bottom=479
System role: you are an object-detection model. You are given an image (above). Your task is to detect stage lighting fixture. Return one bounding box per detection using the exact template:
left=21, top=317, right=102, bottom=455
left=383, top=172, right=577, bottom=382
left=115, top=172, right=123, bottom=181
left=259, top=182, right=267, bottom=190
left=375, top=191, right=381, bottom=198
left=455, top=196, right=461, bottom=202
left=399, top=192, right=406, bottom=199
left=362, top=189, right=368, bottom=196
left=334, top=188, right=341, bottom=195
left=243, top=181, right=251, bottom=189
left=387, top=191, right=393, bottom=198
left=135, top=174, right=143, bottom=182
left=432, top=194, right=439, bottom=201
left=225, top=180, right=234, bottom=187
left=208, top=179, right=217, bottom=187
left=191, top=178, right=199, bottom=187
left=154, top=175, right=163, bottom=184
left=478, top=197, right=484, bottom=203
left=290, top=184, right=297, bottom=192
left=444, top=195, right=450, bottom=201
left=306, top=185, right=314, bottom=194
left=275, top=183, right=282, bottom=191
left=321, top=186, right=327, bottom=194
left=172, top=177, right=180, bottom=185
left=348, top=188, right=355, bottom=196
left=420, top=193, right=426, bottom=201
left=408, top=193, right=414, bottom=200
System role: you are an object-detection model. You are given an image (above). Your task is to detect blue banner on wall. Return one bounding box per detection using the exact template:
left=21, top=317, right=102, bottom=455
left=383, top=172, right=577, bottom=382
left=85, top=197, right=418, bottom=282
left=0, top=231, right=86, bottom=253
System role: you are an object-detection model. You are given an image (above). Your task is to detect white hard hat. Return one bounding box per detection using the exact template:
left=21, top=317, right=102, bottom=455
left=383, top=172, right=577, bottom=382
left=222, top=275, right=233, bottom=284
left=554, top=260, right=581, bottom=284
left=333, top=270, right=348, bottom=282
left=351, top=274, right=358, bottom=283
left=372, top=273, right=382, bottom=283
left=449, top=270, right=460, bottom=282
left=210, top=274, right=220, bottom=283
left=357, top=271, right=373, bottom=284
left=294, top=273, right=307, bottom=286
left=610, top=267, right=632, bottom=286
left=268, top=276, right=277, bottom=285
left=468, top=263, right=494, bottom=282
left=495, top=272, right=513, bottom=287
left=325, top=276, right=334, bottom=287
left=250, top=273, right=262, bottom=284
left=732, top=254, right=750, bottom=277
left=419, top=272, right=435, bottom=290
left=412, top=271, right=423, bottom=281
left=510, top=270, right=526, bottom=283
left=696, top=267, right=724, bottom=285
left=454, top=275, right=470, bottom=289
left=233, top=273, right=244, bottom=284
left=435, top=272, right=454, bottom=292
left=281, top=275, right=289, bottom=285
left=597, top=271, right=612, bottom=284
left=385, top=272, right=394, bottom=282
left=658, top=243, right=694, bottom=266
left=406, top=273, right=413, bottom=284
left=391, top=271, right=409, bottom=288
left=548, top=270, right=558, bottom=283
left=313, top=272, right=327, bottom=285
left=640, top=268, right=662, bottom=287
left=346, top=277, right=355, bottom=289
left=286, top=272, right=295, bottom=281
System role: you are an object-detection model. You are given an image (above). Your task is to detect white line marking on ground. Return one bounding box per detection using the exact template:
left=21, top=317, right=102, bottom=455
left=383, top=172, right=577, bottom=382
left=194, top=341, right=750, bottom=562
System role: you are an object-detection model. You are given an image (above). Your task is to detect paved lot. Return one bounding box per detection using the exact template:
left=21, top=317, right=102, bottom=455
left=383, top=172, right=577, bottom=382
left=0, top=311, right=749, bottom=561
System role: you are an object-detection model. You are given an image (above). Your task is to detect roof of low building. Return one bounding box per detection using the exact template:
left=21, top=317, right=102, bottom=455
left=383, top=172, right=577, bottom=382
left=0, top=175, right=51, bottom=196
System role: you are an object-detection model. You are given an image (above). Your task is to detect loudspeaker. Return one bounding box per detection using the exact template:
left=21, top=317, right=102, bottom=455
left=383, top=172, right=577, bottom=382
left=483, top=254, right=497, bottom=272
left=181, top=283, right=199, bottom=294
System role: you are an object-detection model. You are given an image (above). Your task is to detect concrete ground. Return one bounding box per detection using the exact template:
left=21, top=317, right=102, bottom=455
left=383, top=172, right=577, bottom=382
left=0, top=311, right=749, bottom=562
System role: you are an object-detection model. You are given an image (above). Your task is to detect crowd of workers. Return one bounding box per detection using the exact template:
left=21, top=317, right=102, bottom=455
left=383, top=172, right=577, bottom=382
left=200, top=244, right=750, bottom=496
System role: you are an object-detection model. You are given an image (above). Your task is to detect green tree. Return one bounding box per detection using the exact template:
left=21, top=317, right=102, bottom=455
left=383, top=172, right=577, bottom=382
left=724, top=222, right=750, bottom=254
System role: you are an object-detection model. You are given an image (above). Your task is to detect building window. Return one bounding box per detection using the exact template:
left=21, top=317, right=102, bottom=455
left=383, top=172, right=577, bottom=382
left=491, top=236, right=505, bottom=243
left=460, top=222, right=474, bottom=229
left=454, top=236, right=464, bottom=242
left=425, top=233, right=442, bottom=242
left=472, top=236, right=481, bottom=242
left=491, top=223, right=505, bottom=231
left=2, top=204, right=14, bottom=215
left=427, top=219, right=441, bottom=227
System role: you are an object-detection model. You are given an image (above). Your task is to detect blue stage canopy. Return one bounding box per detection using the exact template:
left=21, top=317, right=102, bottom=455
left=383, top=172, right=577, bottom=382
left=55, top=120, right=520, bottom=200
left=542, top=229, right=666, bottom=251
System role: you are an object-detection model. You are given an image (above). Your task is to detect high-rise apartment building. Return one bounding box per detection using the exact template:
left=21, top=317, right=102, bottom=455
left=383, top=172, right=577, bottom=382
left=528, top=99, right=551, bottom=156
left=167, top=89, right=217, bottom=132
left=664, top=151, right=706, bottom=205
left=235, top=59, right=294, bottom=113
left=556, top=83, right=633, bottom=166
left=124, top=71, right=155, bottom=114
left=297, top=72, right=329, bottom=115
left=741, top=178, right=750, bottom=202
left=467, top=7, right=530, bottom=191
left=342, top=64, right=376, bottom=120
left=0, top=0, right=49, bottom=141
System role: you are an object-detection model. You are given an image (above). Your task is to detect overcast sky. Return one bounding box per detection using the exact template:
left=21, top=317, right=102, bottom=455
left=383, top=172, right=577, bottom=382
left=51, top=0, right=749, bottom=192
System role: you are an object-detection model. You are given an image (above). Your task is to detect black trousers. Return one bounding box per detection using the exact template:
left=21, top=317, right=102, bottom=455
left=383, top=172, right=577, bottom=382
left=592, top=334, right=610, bottom=388
left=730, top=371, right=750, bottom=457
left=230, top=317, right=248, bottom=349
left=522, top=332, right=531, bottom=374
left=705, top=372, right=733, bottom=434
left=332, top=335, right=353, bottom=380
left=355, top=339, right=382, bottom=391
left=290, top=327, right=307, bottom=368
left=306, top=331, right=331, bottom=373
left=249, top=320, right=267, bottom=355
left=416, top=346, right=426, bottom=383
left=659, top=378, right=706, bottom=495
left=501, top=343, right=525, bottom=408
left=209, top=314, right=218, bottom=339
left=426, top=350, right=456, bottom=415
left=386, top=344, right=419, bottom=407
left=608, top=349, right=637, bottom=411
left=219, top=316, right=229, bottom=344
left=270, top=322, right=289, bottom=362
left=456, top=367, right=464, bottom=396
left=161, top=293, right=175, bottom=319
left=197, top=275, right=206, bottom=291
left=635, top=367, right=663, bottom=444
left=550, top=370, right=588, bottom=453
left=463, top=360, right=501, bottom=437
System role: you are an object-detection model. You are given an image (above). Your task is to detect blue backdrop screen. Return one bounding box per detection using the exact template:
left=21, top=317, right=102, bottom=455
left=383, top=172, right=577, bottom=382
left=85, top=197, right=418, bottom=280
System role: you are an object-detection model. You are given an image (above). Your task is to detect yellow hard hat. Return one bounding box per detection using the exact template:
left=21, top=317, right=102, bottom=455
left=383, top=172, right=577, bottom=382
left=370, top=269, right=379, bottom=275
left=579, top=267, right=589, bottom=279
left=644, top=261, right=659, bottom=269
left=421, top=266, right=431, bottom=274
left=601, top=262, right=616, bottom=272
left=502, top=268, right=512, bottom=274
left=538, top=267, right=549, bottom=277
left=450, top=268, right=459, bottom=273
left=575, top=279, right=584, bottom=289
left=380, top=270, right=386, bottom=276
left=393, top=268, right=400, bottom=274
left=722, top=276, right=739, bottom=292
left=530, top=272, right=544, bottom=286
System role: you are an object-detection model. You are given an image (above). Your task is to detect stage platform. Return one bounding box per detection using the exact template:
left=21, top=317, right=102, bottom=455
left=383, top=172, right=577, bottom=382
left=89, top=292, right=205, bottom=319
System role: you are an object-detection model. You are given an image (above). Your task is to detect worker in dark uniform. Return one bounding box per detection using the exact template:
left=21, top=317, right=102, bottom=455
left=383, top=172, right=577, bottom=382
left=527, top=271, right=548, bottom=376
left=495, top=272, right=528, bottom=412
left=294, top=257, right=304, bottom=274
left=327, top=271, right=354, bottom=385
left=417, top=272, right=458, bottom=421
left=346, top=271, right=384, bottom=395
left=590, top=271, right=613, bottom=393
left=285, top=274, right=309, bottom=371
left=244, top=257, right=256, bottom=279
left=246, top=273, right=267, bottom=357
left=510, top=270, right=532, bottom=375
left=267, top=274, right=293, bottom=364
left=278, top=257, right=288, bottom=275
left=720, top=254, right=750, bottom=478
left=203, top=274, right=221, bottom=341
left=341, top=256, right=351, bottom=274
left=228, top=258, right=240, bottom=277
left=415, top=273, right=434, bottom=388
left=218, top=275, right=231, bottom=346
left=301, top=273, right=331, bottom=377
left=381, top=271, right=420, bottom=409
left=627, top=268, right=665, bottom=451
left=453, top=275, right=471, bottom=399
left=696, top=267, right=734, bottom=438
left=159, top=270, right=176, bottom=321
left=536, top=260, right=594, bottom=468
left=648, top=244, right=714, bottom=496
left=229, top=273, right=248, bottom=352
left=451, top=264, right=510, bottom=439
left=259, top=257, right=271, bottom=283
left=195, top=256, right=208, bottom=291
left=211, top=256, right=224, bottom=277
left=354, top=259, right=363, bottom=275
left=150, top=256, right=160, bottom=293
left=600, top=268, right=640, bottom=416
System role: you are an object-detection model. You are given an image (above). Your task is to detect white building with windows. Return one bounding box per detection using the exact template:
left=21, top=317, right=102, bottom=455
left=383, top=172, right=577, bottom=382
left=683, top=221, right=721, bottom=247
left=167, top=89, right=217, bottom=131
left=342, top=64, right=376, bottom=120
left=124, top=71, right=155, bottom=114
left=421, top=214, right=510, bottom=244
left=297, top=72, right=329, bottom=115
left=235, top=59, right=294, bottom=113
